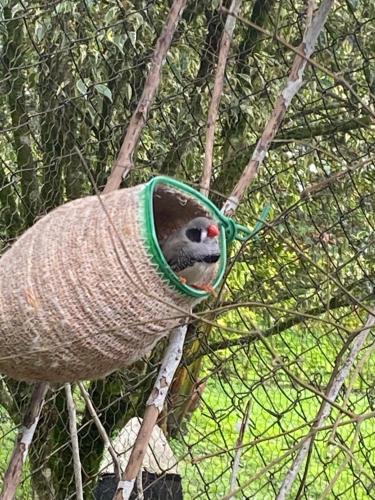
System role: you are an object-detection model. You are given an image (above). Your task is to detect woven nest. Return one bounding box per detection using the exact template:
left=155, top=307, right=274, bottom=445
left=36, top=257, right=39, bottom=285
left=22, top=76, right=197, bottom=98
left=0, top=180, right=220, bottom=383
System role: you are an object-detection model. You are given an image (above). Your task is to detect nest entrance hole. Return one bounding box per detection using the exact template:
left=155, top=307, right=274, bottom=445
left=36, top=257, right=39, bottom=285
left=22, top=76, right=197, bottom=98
left=153, top=184, right=212, bottom=246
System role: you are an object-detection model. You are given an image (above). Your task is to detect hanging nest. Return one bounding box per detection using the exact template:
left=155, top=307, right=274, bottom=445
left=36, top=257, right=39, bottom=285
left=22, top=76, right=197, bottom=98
left=0, top=177, right=242, bottom=383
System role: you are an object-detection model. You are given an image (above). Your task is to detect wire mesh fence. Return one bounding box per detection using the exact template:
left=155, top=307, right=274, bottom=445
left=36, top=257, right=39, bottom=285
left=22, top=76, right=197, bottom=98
left=1, top=0, right=375, bottom=498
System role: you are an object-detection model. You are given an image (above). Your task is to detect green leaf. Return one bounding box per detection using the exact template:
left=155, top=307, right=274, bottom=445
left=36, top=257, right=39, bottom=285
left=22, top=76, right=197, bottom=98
left=104, top=6, right=118, bottom=25
left=55, top=1, right=73, bottom=14
left=347, top=0, right=358, bottom=8
left=95, top=83, right=112, bottom=102
left=11, top=2, right=23, bottom=16
left=112, top=34, right=126, bottom=54
left=34, top=21, right=46, bottom=43
left=238, top=73, right=252, bottom=86
left=129, top=12, right=144, bottom=31
left=76, top=79, right=89, bottom=95
left=124, top=83, right=132, bottom=103
left=128, top=31, right=136, bottom=46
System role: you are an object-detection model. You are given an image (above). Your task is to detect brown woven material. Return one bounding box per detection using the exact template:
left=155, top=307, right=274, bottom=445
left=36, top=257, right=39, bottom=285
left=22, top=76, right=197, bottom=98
left=0, top=184, right=205, bottom=383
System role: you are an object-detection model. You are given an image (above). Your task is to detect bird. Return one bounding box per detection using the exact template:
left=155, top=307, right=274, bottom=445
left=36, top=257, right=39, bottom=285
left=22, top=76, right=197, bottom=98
left=160, top=217, right=221, bottom=293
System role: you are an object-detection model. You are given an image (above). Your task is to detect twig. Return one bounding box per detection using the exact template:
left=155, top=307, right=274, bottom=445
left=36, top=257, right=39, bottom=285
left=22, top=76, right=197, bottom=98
left=219, top=7, right=375, bottom=121
left=77, top=382, right=122, bottom=480
left=136, top=469, right=144, bottom=500
left=276, top=309, right=375, bottom=500
left=329, top=336, right=375, bottom=443
left=1, top=383, right=48, bottom=500
left=228, top=399, right=251, bottom=498
left=220, top=433, right=312, bottom=500
left=114, top=325, right=187, bottom=500
left=300, top=156, right=374, bottom=199
left=192, top=411, right=375, bottom=465
left=103, top=0, right=188, bottom=193
left=221, top=0, right=335, bottom=215
left=321, top=423, right=361, bottom=499
left=64, top=383, right=83, bottom=500
left=200, top=0, right=242, bottom=195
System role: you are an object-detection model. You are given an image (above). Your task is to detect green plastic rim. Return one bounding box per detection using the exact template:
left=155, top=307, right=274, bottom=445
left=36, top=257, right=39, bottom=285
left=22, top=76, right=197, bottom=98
left=141, top=176, right=229, bottom=298
left=140, top=176, right=268, bottom=298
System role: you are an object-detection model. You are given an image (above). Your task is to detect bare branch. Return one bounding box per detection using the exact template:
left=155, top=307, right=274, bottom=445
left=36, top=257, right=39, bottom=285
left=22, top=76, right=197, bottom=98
left=228, top=400, right=251, bottom=498
left=77, top=382, right=122, bottom=480
left=276, top=310, right=375, bottom=499
left=220, top=0, right=335, bottom=215
left=114, top=325, right=187, bottom=500
left=103, top=0, right=188, bottom=193
left=65, top=384, right=83, bottom=500
left=1, top=383, right=48, bottom=500
left=304, top=0, right=316, bottom=34
left=300, top=156, right=374, bottom=199
left=201, top=0, right=242, bottom=195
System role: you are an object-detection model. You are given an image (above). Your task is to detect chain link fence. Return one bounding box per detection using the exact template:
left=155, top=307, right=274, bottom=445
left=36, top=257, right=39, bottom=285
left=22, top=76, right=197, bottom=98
left=1, top=0, right=375, bottom=498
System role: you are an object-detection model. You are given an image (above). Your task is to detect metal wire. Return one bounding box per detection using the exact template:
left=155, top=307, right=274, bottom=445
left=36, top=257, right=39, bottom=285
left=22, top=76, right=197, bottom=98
left=0, top=1, right=374, bottom=498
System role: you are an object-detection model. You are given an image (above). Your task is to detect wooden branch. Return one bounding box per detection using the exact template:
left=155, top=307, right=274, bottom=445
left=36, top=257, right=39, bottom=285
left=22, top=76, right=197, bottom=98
left=1, top=383, right=48, bottom=500
left=221, top=0, right=334, bottom=215
left=65, top=384, right=83, bottom=500
left=200, top=0, right=242, bottom=195
left=276, top=309, right=375, bottom=500
left=304, top=0, right=316, bottom=34
left=300, top=156, right=374, bottom=199
left=114, top=325, right=187, bottom=500
left=221, top=7, right=375, bottom=120
left=77, top=381, right=122, bottom=480
left=103, top=0, right=188, bottom=193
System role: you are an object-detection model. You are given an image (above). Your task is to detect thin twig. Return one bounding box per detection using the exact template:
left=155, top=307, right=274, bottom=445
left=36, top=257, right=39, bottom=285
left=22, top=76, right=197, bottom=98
left=219, top=7, right=375, bottom=121
left=77, top=382, right=122, bottom=480
left=201, top=0, right=242, bottom=195
left=300, top=156, right=374, bottom=199
left=276, top=309, right=375, bottom=499
left=228, top=399, right=251, bottom=498
left=136, top=469, right=144, bottom=500
left=321, top=423, right=361, bottom=499
left=192, top=410, right=375, bottom=465
left=329, top=337, right=375, bottom=442
left=103, top=0, right=188, bottom=192
left=65, top=383, right=83, bottom=500
left=220, top=0, right=335, bottom=215
left=114, top=325, right=187, bottom=500
left=1, top=383, right=48, bottom=500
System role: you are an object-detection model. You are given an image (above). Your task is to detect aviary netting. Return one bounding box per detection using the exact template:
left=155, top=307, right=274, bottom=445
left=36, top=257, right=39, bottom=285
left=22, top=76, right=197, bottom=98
left=0, top=0, right=374, bottom=499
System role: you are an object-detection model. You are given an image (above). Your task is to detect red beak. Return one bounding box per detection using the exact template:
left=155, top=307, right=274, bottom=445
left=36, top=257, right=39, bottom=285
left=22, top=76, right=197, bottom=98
left=207, top=224, right=220, bottom=238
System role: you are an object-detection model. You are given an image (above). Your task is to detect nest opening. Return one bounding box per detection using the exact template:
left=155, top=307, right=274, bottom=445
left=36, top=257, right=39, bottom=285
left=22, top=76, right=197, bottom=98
left=153, top=183, right=212, bottom=245
left=147, top=181, right=226, bottom=296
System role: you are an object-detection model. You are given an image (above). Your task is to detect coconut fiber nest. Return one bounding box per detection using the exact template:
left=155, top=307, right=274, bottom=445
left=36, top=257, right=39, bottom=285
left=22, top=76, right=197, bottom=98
left=0, top=177, right=248, bottom=383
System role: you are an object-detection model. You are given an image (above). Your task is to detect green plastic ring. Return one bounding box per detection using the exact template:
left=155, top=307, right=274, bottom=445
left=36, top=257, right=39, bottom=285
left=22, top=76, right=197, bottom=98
left=140, top=176, right=267, bottom=298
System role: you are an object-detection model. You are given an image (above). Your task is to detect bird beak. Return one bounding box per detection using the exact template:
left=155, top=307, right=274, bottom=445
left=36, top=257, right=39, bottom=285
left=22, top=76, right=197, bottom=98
left=207, top=224, right=220, bottom=238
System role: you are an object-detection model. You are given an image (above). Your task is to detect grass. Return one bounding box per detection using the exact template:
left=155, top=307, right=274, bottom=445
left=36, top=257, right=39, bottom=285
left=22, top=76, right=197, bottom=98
left=172, top=377, right=375, bottom=499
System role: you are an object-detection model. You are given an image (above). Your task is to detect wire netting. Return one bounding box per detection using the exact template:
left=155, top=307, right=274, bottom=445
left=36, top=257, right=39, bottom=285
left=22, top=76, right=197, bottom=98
left=0, top=0, right=375, bottom=498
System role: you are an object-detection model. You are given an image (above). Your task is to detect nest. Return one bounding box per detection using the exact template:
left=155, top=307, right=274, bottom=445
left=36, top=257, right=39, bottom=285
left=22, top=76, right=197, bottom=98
left=0, top=179, right=224, bottom=383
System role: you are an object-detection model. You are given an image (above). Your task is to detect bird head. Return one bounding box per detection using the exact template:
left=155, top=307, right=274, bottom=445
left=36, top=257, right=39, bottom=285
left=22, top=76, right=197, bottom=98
left=160, top=216, right=221, bottom=281
left=184, top=217, right=220, bottom=245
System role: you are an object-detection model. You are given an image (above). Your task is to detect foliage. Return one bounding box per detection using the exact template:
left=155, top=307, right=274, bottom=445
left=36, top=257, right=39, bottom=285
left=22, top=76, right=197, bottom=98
left=0, top=0, right=375, bottom=498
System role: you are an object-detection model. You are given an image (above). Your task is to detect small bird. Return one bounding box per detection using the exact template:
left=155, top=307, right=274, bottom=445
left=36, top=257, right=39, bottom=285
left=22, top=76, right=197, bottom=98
left=161, top=217, right=221, bottom=293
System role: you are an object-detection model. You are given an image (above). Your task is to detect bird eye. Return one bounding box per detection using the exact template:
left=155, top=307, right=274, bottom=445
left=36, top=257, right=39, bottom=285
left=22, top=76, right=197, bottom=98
left=186, top=228, right=201, bottom=242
